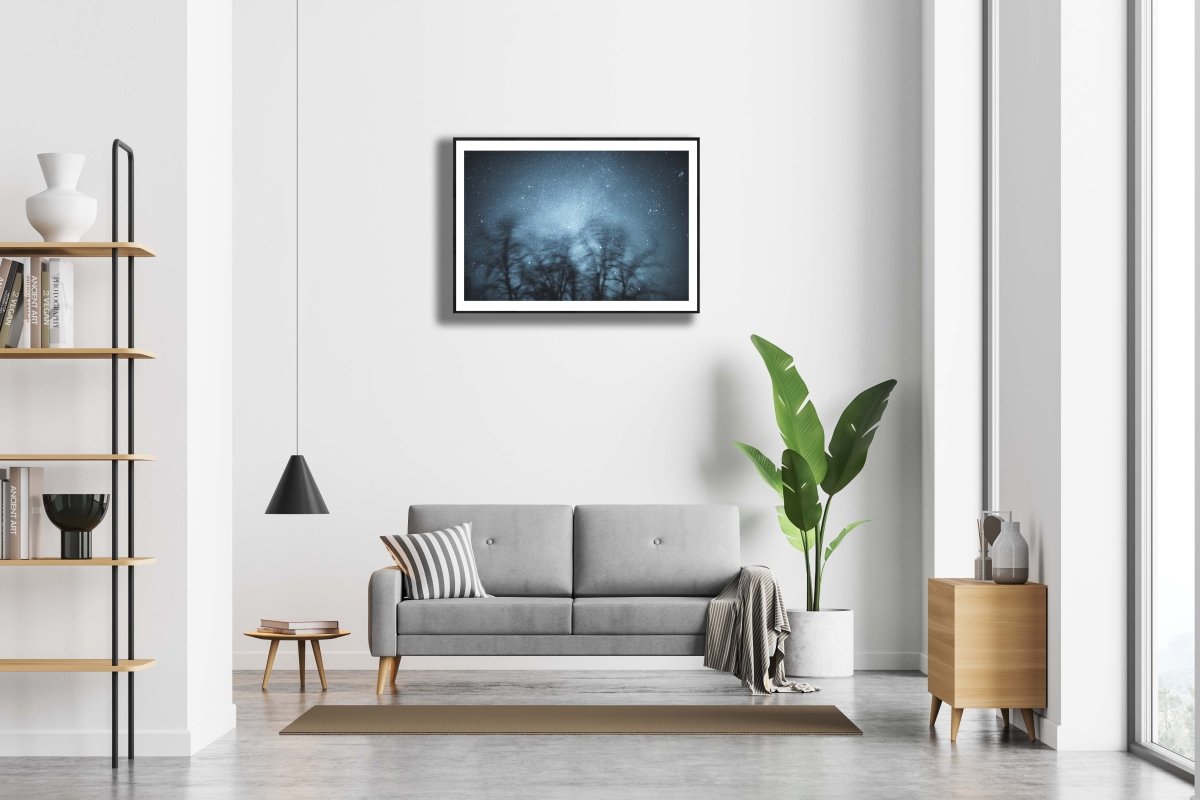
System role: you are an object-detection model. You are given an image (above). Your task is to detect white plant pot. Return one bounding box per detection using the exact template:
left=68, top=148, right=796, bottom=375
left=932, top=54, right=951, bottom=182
left=784, top=608, right=854, bottom=677
left=26, top=153, right=97, bottom=242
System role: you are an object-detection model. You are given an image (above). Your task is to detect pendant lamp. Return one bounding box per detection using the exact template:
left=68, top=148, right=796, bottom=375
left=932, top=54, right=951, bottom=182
left=266, top=0, right=328, bottom=515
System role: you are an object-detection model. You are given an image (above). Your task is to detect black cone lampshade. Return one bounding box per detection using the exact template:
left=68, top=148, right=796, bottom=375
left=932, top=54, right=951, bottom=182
left=265, top=455, right=329, bottom=514
left=264, top=1, right=329, bottom=516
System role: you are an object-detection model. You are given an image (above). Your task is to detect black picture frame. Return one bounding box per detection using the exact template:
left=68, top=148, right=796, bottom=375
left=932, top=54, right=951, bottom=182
left=453, top=137, right=700, bottom=314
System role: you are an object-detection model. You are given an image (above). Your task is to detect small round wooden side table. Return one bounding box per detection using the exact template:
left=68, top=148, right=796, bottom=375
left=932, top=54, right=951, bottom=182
left=243, top=630, right=350, bottom=691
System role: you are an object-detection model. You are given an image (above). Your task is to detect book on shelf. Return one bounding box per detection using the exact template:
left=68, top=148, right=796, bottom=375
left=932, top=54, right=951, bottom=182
left=39, top=259, right=50, bottom=346
left=47, top=259, right=74, bottom=348
left=0, top=471, right=7, bottom=560
left=0, top=260, right=23, bottom=347
left=0, top=258, right=75, bottom=349
left=259, top=619, right=339, bottom=631
left=0, top=259, right=16, bottom=333
left=4, top=467, right=44, bottom=560
left=20, top=256, right=41, bottom=347
left=19, top=258, right=42, bottom=348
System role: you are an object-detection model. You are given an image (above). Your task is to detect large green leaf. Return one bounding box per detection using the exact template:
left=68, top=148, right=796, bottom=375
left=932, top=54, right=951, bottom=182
left=735, top=442, right=782, bottom=497
left=751, top=335, right=827, bottom=483
left=823, top=519, right=869, bottom=560
left=777, top=505, right=814, bottom=552
left=782, top=448, right=823, bottom=534
left=821, top=379, right=897, bottom=496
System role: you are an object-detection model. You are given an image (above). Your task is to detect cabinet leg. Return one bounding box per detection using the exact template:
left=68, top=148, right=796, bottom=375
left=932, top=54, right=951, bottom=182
left=929, top=695, right=943, bottom=726
left=377, top=656, right=397, bottom=694
left=312, top=640, right=328, bottom=690
left=1020, top=708, right=1037, bottom=742
left=1001, top=708, right=1010, bottom=730
left=950, top=707, right=964, bottom=742
left=261, top=640, right=280, bottom=690
left=298, top=640, right=306, bottom=690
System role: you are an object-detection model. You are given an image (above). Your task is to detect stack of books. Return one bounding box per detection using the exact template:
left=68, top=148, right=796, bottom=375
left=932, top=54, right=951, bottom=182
left=0, top=468, right=47, bottom=559
left=257, top=619, right=339, bottom=635
left=0, top=257, right=74, bottom=349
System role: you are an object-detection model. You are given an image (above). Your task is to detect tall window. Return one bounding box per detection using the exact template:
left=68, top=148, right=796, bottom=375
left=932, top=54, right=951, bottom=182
left=1133, top=0, right=1196, bottom=773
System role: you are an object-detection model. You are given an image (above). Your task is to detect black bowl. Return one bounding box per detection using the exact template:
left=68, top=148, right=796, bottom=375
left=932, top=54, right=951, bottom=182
left=42, top=494, right=110, bottom=533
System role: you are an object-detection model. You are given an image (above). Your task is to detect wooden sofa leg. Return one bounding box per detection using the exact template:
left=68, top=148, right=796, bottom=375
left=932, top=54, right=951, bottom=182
left=390, top=655, right=400, bottom=687
left=376, top=656, right=397, bottom=694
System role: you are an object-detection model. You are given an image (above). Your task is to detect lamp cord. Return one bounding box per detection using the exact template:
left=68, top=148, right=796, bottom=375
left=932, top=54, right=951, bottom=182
left=295, top=0, right=301, bottom=456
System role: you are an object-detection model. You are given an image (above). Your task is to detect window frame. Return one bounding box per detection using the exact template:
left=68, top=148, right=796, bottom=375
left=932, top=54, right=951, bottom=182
left=1128, top=0, right=1196, bottom=780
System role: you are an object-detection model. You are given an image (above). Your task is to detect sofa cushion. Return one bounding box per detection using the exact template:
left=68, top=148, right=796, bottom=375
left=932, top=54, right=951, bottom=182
left=380, top=524, right=489, bottom=599
left=572, top=596, right=711, bottom=635
left=397, top=597, right=573, bottom=635
left=573, top=505, right=740, bottom=597
left=409, top=505, right=573, bottom=597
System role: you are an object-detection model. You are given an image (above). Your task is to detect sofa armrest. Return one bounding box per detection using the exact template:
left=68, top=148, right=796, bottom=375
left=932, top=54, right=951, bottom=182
left=368, top=566, right=404, bottom=657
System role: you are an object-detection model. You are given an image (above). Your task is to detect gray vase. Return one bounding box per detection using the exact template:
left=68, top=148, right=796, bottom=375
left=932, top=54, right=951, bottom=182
left=991, top=521, right=1029, bottom=584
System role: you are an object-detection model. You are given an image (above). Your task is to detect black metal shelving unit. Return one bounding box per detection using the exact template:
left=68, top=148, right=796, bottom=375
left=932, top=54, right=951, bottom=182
left=111, top=137, right=138, bottom=769
left=0, top=139, right=156, bottom=769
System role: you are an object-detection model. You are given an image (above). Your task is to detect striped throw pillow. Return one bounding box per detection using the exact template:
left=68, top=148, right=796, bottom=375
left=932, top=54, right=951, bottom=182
left=380, top=523, right=490, bottom=600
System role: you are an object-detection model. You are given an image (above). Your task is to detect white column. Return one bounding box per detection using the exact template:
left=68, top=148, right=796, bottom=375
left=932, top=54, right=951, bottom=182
left=1057, top=0, right=1128, bottom=751
left=185, top=0, right=236, bottom=753
left=920, top=0, right=985, bottom=674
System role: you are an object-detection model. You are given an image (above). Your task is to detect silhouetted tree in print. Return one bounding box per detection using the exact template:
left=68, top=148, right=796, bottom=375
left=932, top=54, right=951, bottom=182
left=469, top=216, right=523, bottom=300
left=524, top=236, right=577, bottom=301
left=465, top=216, right=666, bottom=302
left=611, top=238, right=660, bottom=300
left=576, top=220, right=664, bottom=301
left=576, top=221, right=627, bottom=300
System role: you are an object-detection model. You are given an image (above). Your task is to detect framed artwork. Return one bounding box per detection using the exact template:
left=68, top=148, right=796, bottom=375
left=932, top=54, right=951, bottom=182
left=454, top=137, right=699, bottom=313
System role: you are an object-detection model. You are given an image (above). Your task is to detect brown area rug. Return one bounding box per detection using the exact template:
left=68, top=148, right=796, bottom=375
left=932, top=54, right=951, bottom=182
left=280, top=704, right=862, bottom=736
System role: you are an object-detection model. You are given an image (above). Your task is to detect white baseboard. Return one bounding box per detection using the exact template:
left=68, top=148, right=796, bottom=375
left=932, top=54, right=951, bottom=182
left=1002, top=709, right=1057, bottom=750
left=187, top=703, right=237, bottom=755
left=1032, top=713, right=1058, bottom=749
left=918, top=652, right=929, bottom=675
left=234, top=649, right=924, bottom=672
left=0, top=703, right=236, bottom=757
left=855, top=651, right=923, bottom=671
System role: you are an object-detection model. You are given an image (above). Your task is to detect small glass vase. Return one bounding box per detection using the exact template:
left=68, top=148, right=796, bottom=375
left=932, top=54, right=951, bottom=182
left=974, top=550, right=992, bottom=581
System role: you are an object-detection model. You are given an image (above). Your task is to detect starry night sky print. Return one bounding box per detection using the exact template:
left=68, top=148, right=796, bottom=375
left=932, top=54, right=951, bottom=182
left=463, top=149, right=690, bottom=301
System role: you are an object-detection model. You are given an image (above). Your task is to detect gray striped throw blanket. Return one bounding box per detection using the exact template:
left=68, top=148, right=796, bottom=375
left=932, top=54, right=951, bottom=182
left=704, top=566, right=819, bottom=695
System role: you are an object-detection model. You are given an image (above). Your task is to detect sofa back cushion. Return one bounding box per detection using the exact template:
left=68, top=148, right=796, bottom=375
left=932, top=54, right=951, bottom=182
left=408, top=505, right=573, bottom=597
left=573, top=505, right=740, bottom=597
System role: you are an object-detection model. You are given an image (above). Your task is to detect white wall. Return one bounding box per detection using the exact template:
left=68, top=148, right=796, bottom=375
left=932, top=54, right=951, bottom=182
left=919, top=0, right=985, bottom=674
left=233, top=0, right=926, bottom=671
left=0, top=0, right=233, bottom=756
left=995, top=0, right=1127, bottom=750
left=995, top=0, right=1064, bottom=742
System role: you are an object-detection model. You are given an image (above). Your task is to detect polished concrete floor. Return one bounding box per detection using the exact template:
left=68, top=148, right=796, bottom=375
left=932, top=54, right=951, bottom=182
left=0, top=669, right=1192, bottom=799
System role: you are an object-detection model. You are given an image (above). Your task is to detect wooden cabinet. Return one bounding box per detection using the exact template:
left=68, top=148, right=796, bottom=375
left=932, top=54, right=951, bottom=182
left=927, top=578, right=1047, bottom=742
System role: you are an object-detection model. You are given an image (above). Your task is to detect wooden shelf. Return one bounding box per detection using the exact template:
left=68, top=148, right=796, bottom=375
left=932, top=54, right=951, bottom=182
left=0, top=659, right=155, bottom=673
left=0, top=348, right=155, bottom=360
left=0, top=242, right=155, bottom=258
left=0, top=557, right=155, bottom=567
left=0, top=454, right=155, bottom=462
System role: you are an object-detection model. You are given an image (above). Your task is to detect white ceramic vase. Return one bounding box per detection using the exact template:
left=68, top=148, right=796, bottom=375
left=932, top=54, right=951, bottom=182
left=991, top=520, right=1030, bottom=584
left=784, top=608, right=854, bottom=677
left=26, top=153, right=97, bottom=242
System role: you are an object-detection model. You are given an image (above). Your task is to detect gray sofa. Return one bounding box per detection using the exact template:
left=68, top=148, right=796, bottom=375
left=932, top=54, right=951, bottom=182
left=368, top=504, right=740, bottom=692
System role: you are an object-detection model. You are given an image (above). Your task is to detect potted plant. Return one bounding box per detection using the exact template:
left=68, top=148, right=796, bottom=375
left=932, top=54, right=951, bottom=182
left=735, top=334, right=896, bottom=677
